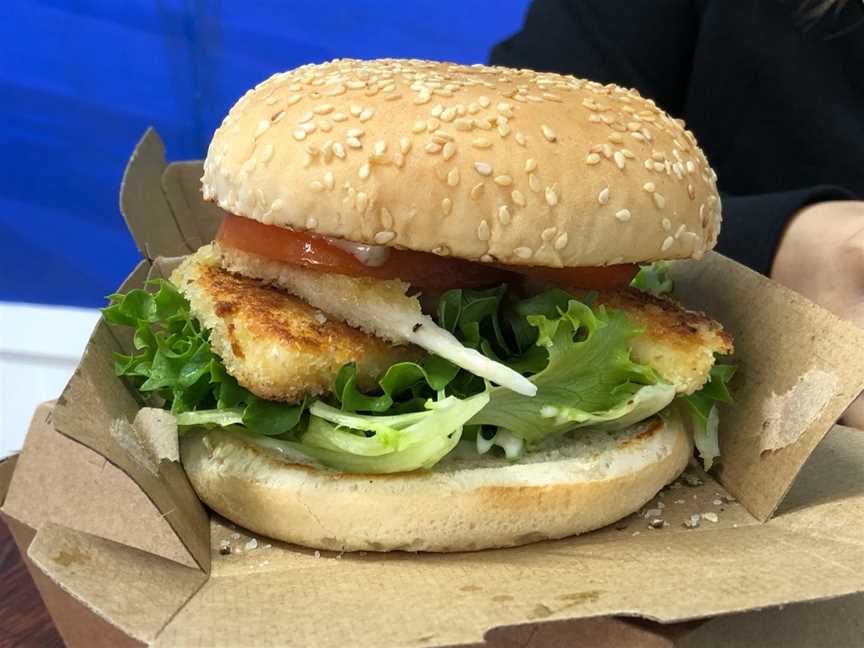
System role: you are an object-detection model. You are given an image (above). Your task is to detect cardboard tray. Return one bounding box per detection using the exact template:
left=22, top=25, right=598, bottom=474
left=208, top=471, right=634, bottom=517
left=3, top=129, right=864, bottom=646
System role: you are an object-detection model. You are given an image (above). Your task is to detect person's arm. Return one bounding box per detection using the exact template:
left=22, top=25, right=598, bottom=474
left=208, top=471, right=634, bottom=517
left=490, top=0, right=697, bottom=115
left=771, top=200, right=864, bottom=428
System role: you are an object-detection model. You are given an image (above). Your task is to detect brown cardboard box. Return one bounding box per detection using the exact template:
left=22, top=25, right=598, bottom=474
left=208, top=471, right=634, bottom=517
left=3, top=129, right=864, bottom=646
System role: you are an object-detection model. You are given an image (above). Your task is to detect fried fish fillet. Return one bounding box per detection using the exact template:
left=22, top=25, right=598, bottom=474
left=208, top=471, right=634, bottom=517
left=170, top=248, right=421, bottom=402
left=597, top=289, right=734, bottom=395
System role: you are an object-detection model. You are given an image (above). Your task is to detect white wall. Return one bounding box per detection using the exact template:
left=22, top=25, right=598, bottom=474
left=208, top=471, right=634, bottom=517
left=0, top=303, right=101, bottom=458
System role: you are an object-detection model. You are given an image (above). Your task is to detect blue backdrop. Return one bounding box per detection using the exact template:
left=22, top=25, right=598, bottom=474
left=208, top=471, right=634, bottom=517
left=2, top=1, right=529, bottom=307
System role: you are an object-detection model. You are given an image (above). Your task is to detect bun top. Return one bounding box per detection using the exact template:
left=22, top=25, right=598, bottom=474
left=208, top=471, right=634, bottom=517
left=202, top=59, right=721, bottom=267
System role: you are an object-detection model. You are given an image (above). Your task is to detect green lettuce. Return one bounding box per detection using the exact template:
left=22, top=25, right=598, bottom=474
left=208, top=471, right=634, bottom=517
left=631, top=261, right=674, bottom=296
left=102, top=280, right=306, bottom=436
left=681, top=364, right=736, bottom=469
left=468, top=300, right=673, bottom=445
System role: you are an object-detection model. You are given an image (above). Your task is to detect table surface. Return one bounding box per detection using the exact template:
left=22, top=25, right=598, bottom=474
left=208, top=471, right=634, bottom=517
left=0, top=518, right=64, bottom=648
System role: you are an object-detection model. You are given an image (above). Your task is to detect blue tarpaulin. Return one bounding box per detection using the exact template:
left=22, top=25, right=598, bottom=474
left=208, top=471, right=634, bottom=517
left=1, top=1, right=528, bottom=306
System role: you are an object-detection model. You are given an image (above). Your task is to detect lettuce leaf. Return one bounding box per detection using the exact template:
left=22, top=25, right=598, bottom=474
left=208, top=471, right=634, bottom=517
left=285, top=392, right=490, bottom=473
left=631, top=261, right=674, bottom=296
left=468, top=300, right=672, bottom=445
left=103, top=280, right=306, bottom=436
left=681, top=364, right=736, bottom=470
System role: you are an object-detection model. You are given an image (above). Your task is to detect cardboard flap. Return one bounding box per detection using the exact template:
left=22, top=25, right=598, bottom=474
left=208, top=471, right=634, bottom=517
left=670, top=253, right=864, bottom=521
left=52, top=321, right=211, bottom=571
left=27, top=523, right=206, bottom=644
left=0, top=454, right=17, bottom=506
left=3, top=403, right=198, bottom=569
left=162, top=161, right=223, bottom=250
left=119, top=129, right=193, bottom=260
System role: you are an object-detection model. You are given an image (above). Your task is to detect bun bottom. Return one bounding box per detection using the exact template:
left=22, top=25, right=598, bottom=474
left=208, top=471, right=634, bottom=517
left=181, top=417, right=691, bottom=552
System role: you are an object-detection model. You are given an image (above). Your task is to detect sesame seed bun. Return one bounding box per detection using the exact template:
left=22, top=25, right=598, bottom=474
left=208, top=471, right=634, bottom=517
left=180, top=416, right=691, bottom=552
left=202, top=59, right=721, bottom=268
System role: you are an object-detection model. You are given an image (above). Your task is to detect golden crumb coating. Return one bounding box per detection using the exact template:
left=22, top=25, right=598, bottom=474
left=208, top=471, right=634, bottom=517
left=597, top=289, right=734, bottom=395
left=170, top=248, right=422, bottom=402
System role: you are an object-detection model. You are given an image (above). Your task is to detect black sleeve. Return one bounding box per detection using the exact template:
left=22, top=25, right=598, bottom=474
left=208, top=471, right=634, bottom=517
left=489, top=0, right=698, bottom=114
left=718, top=187, right=857, bottom=276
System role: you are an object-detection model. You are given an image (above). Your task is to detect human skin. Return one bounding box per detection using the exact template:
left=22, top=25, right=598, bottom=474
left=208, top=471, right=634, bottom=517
left=771, top=201, right=864, bottom=428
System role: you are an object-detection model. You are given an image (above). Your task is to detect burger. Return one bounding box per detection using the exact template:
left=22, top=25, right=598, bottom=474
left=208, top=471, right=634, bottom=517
left=104, top=59, right=734, bottom=552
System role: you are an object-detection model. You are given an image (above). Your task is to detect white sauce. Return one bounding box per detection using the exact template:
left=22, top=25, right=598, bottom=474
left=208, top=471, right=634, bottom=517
left=326, top=236, right=392, bottom=267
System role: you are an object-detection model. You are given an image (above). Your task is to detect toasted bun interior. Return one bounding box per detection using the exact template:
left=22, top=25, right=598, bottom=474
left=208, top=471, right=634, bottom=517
left=180, top=416, right=691, bottom=552
left=202, top=59, right=721, bottom=268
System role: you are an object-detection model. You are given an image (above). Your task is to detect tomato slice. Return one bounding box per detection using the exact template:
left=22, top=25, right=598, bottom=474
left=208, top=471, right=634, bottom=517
left=504, top=263, right=639, bottom=291
left=215, top=214, right=510, bottom=291
left=215, top=213, right=638, bottom=292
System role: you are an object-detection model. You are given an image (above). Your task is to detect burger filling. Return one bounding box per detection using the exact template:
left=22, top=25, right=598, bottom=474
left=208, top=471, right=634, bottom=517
left=103, top=217, right=734, bottom=475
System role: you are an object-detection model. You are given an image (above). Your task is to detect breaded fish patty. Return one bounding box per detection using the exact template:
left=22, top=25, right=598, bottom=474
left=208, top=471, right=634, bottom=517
left=597, top=289, right=734, bottom=395
left=171, top=248, right=421, bottom=402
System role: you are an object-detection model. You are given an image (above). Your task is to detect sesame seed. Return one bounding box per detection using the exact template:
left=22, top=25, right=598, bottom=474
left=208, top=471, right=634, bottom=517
left=688, top=184, right=696, bottom=200
left=399, top=137, right=412, bottom=154
left=613, top=151, right=626, bottom=169
left=359, top=108, right=374, bottom=122
left=661, top=236, right=674, bottom=251
left=552, top=232, right=568, bottom=251
left=425, top=142, right=442, bottom=154
left=608, top=133, right=624, bottom=144
left=394, top=153, right=405, bottom=168
left=541, top=125, right=557, bottom=142
left=287, top=94, right=302, bottom=105
left=498, top=205, right=511, bottom=225
left=475, top=118, right=492, bottom=130
left=414, top=92, right=431, bottom=105
left=653, top=193, right=666, bottom=209
left=374, top=140, right=387, bottom=155
left=356, top=192, right=368, bottom=212
left=621, top=148, right=635, bottom=159
left=588, top=114, right=602, bottom=123
left=498, top=123, right=511, bottom=137
left=643, top=182, right=656, bottom=193
left=675, top=224, right=687, bottom=239
left=545, top=185, right=559, bottom=206
left=324, top=170, right=334, bottom=190
left=349, top=104, right=362, bottom=117
left=264, top=96, right=278, bottom=105
left=477, top=220, right=491, bottom=241
left=447, top=168, right=460, bottom=186
left=442, top=198, right=452, bottom=216
left=525, top=158, right=537, bottom=173
left=314, top=104, right=334, bottom=115
left=442, top=142, right=456, bottom=160
left=474, top=161, right=493, bottom=176
left=602, top=144, right=613, bottom=159
left=431, top=104, right=443, bottom=117
left=309, top=180, right=324, bottom=192
left=332, top=112, right=348, bottom=122
left=598, top=187, right=610, bottom=205
left=528, top=173, right=541, bottom=192
left=332, top=142, right=346, bottom=159
left=514, top=247, right=533, bottom=259
left=299, top=111, right=314, bottom=124
left=374, top=231, right=396, bottom=244
left=470, top=183, right=484, bottom=200
left=662, top=218, right=672, bottom=231
left=358, top=163, right=370, bottom=180
left=586, top=153, right=601, bottom=165
left=346, top=128, right=364, bottom=138
left=511, top=190, right=526, bottom=206
left=426, top=118, right=441, bottom=132
left=494, top=175, right=513, bottom=186
left=615, top=209, right=631, bottom=222
left=380, top=207, right=393, bottom=229
left=346, top=137, right=362, bottom=149
left=515, top=132, right=527, bottom=146
left=412, top=121, right=425, bottom=134
left=653, top=162, right=665, bottom=172
left=472, top=138, right=492, bottom=149
left=440, top=107, right=456, bottom=122
left=255, top=120, right=271, bottom=138
left=478, top=95, right=491, bottom=108
left=455, top=118, right=473, bottom=131
left=292, top=129, right=306, bottom=141
left=299, top=122, right=316, bottom=134
left=541, top=227, right=557, bottom=242
left=686, top=160, right=696, bottom=174
left=259, top=143, right=274, bottom=163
